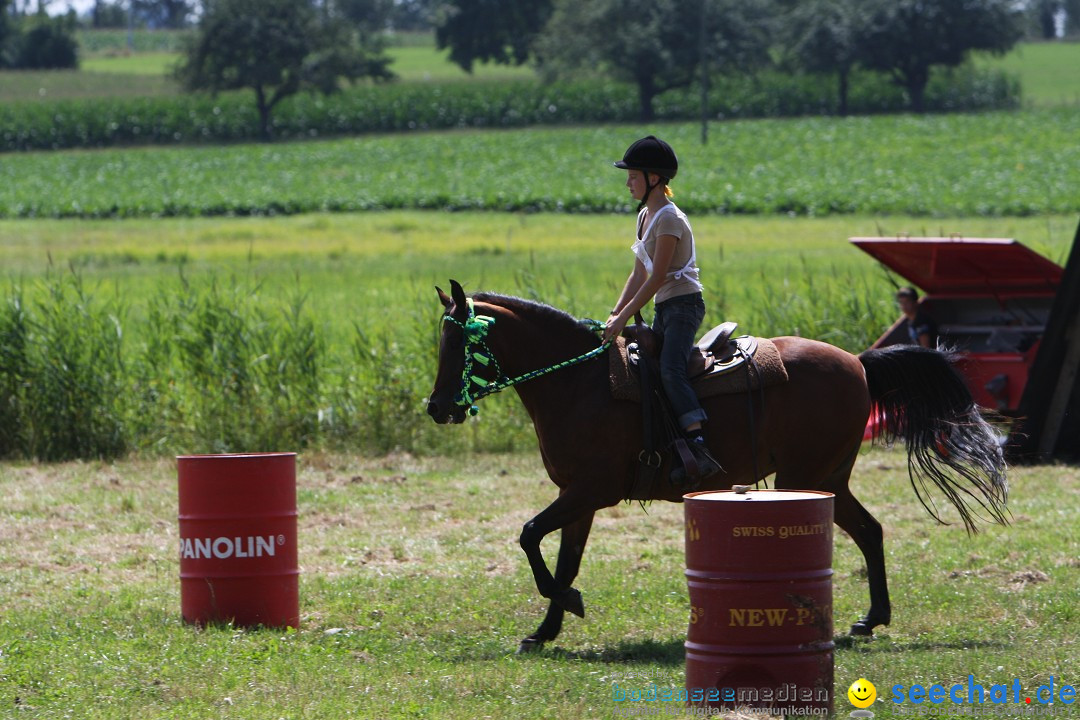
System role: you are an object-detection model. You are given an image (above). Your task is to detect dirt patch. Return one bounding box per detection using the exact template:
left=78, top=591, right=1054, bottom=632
left=1007, top=569, right=1050, bottom=590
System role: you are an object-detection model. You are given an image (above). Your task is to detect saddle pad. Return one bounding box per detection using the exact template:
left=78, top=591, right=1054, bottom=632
left=609, top=335, right=788, bottom=402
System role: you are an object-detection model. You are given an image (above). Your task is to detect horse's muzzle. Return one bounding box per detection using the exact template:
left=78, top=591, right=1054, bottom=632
left=427, top=397, right=466, bottom=425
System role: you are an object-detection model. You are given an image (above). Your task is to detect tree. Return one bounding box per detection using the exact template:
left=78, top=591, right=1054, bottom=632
left=433, top=0, right=553, bottom=73
left=783, top=0, right=868, bottom=116
left=1068, top=0, right=1080, bottom=35
left=1025, top=0, right=1062, bottom=39
left=132, top=0, right=196, bottom=29
left=175, top=0, right=393, bottom=141
left=332, top=0, right=395, bottom=33
left=91, top=0, right=128, bottom=29
left=858, top=0, right=1023, bottom=113
left=0, top=0, right=11, bottom=68
left=389, top=0, right=433, bottom=31
left=5, top=9, right=78, bottom=69
left=534, top=0, right=772, bottom=122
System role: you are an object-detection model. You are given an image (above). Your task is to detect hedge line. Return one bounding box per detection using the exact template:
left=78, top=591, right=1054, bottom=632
left=0, top=66, right=1018, bottom=152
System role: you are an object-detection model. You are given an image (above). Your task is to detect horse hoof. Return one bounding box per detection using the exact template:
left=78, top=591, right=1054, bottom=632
left=849, top=621, right=874, bottom=637
left=554, top=588, right=585, bottom=618
left=517, top=638, right=544, bottom=654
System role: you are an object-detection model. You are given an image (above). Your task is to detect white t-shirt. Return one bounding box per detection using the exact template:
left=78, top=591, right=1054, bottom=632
left=631, top=203, right=703, bottom=304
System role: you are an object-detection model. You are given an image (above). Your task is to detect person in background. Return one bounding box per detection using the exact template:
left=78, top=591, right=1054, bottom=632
left=896, top=286, right=938, bottom=348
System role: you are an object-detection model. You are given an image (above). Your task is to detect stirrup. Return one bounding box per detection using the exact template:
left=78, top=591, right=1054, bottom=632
left=670, top=439, right=723, bottom=488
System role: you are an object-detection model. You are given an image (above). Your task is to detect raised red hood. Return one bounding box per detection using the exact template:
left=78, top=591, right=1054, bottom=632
left=850, top=237, right=1062, bottom=297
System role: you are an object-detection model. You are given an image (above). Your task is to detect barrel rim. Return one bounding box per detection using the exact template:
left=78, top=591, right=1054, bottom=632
left=683, top=489, right=835, bottom=502
left=177, top=452, right=297, bottom=461
left=178, top=511, right=298, bottom=521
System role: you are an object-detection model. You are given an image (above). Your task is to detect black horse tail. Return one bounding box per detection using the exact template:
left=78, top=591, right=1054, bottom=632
left=859, top=344, right=1009, bottom=533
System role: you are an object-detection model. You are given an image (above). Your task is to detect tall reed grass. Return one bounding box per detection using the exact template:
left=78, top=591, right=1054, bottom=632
left=0, top=272, right=127, bottom=460
left=0, top=265, right=894, bottom=461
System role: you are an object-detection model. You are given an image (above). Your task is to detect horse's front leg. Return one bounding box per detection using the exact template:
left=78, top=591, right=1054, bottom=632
left=519, top=491, right=594, bottom=625
left=518, top=511, right=595, bottom=653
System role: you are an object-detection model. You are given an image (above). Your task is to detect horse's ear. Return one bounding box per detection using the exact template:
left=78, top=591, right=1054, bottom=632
left=436, top=286, right=452, bottom=309
left=449, top=279, right=467, bottom=313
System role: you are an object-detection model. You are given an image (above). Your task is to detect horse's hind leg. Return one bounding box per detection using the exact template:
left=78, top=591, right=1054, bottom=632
left=833, top=484, right=892, bottom=636
left=777, top=442, right=890, bottom=636
left=518, top=512, right=595, bottom=653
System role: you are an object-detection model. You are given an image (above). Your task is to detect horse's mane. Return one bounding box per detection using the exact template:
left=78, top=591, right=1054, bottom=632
left=472, top=292, right=600, bottom=344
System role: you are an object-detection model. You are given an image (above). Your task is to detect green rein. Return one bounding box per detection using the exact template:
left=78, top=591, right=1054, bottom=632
left=442, top=298, right=611, bottom=415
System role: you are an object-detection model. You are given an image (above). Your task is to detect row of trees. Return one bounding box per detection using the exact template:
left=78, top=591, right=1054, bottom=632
left=437, top=0, right=1025, bottom=118
left=1028, top=0, right=1080, bottom=38
left=0, top=0, right=77, bottom=68
left=81, top=0, right=429, bottom=32
left=169, top=0, right=1030, bottom=141
left=53, top=0, right=1080, bottom=38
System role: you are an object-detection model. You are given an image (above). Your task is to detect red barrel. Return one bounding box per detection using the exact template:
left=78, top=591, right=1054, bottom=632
left=178, top=453, right=299, bottom=628
left=684, top=489, right=834, bottom=714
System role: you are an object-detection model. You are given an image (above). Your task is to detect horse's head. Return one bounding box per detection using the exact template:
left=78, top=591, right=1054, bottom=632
left=427, top=279, right=500, bottom=424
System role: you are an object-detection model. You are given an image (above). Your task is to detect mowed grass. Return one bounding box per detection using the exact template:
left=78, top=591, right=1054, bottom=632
left=975, top=41, right=1080, bottom=106
left=384, top=45, right=535, bottom=83
left=76, top=46, right=529, bottom=83
left=81, top=52, right=183, bottom=77
left=0, top=447, right=1076, bottom=719
left=0, top=68, right=179, bottom=102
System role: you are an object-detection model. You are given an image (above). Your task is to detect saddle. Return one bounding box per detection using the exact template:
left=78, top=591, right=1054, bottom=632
left=610, top=322, right=788, bottom=403
left=613, top=321, right=788, bottom=502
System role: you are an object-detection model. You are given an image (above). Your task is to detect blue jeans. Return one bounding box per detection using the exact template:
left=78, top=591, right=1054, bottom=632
left=652, top=293, right=707, bottom=430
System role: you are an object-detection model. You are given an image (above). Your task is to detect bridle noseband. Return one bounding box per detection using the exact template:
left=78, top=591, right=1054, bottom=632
left=440, top=297, right=610, bottom=416
left=442, top=298, right=502, bottom=414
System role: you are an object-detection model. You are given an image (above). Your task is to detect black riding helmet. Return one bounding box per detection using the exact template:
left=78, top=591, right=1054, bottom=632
left=614, top=135, right=679, bottom=180
left=614, top=135, right=678, bottom=210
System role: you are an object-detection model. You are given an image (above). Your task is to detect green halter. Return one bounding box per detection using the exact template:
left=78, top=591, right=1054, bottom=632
left=442, top=298, right=610, bottom=415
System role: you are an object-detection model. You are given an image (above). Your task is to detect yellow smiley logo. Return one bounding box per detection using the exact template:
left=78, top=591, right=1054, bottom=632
left=848, top=678, right=877, bottom=708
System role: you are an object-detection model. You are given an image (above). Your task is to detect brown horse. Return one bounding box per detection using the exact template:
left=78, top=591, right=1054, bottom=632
left=426, top=280, right=1008, bottom=653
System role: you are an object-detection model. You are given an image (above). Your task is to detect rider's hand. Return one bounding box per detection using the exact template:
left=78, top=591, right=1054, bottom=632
left=603, top=312, right=628, bottom=344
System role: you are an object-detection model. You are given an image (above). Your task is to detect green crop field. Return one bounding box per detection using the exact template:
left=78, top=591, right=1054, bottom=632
left=2, top=112, right=1078, bottom=219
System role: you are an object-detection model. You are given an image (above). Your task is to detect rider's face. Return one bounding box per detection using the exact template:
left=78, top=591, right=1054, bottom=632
left=626, top=170, right=648, bottom=201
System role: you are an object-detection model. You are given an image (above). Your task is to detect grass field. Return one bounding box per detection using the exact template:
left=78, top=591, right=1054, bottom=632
left=2, top=211, right=1075, bottom=345
left=975, top=40, right=1080, bottom=106
left=0, top=33, right=526, bottom=104
left=0, top=68, right=179, bottom=102
left=0, top=447, right=1076, bottom=718
left=1, top=210, right=1074, bottom=459
left=81, top=52, right=182, bottom=77
left=0, top=23, right=1076, bottom=720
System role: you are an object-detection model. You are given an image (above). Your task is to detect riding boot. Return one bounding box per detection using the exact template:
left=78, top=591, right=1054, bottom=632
left=669, top=436, right=723, bottom=488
